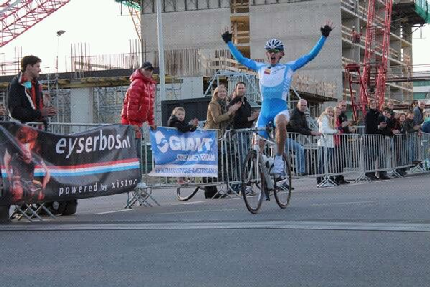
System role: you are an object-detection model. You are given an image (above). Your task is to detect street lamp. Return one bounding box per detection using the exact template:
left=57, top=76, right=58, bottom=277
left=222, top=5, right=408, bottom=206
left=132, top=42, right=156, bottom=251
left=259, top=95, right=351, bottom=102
left=56, top=30, right=66, bottom=73
left=55, top=30, right=65, bottom=122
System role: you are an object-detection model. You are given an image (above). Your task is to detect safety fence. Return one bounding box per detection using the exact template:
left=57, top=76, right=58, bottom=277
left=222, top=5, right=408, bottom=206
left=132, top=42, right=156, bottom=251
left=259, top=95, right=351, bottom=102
left=136, top=127, right=430, bottom=202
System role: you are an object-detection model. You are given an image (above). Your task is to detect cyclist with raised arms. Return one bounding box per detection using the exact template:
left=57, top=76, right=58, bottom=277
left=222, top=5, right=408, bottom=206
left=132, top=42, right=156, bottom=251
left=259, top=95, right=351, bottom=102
left=221, top=21, right=333, bottom=175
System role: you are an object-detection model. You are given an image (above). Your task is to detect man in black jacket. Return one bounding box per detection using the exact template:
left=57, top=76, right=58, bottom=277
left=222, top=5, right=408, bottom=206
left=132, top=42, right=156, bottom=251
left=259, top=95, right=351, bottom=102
left=364, top=99, right=389, bottom=180
left=335, top=101, right=355, bottom=184
left=288, top=99, right=320, bottom=136
left=286, top=99, right=320, bottom=175
left=6, top=56, right=79, bottom=216
left=227, top=82, right=259, bottom=182
left=228, top=82, right=259, bottom=129
left=8, top=55, right=56, bottom=124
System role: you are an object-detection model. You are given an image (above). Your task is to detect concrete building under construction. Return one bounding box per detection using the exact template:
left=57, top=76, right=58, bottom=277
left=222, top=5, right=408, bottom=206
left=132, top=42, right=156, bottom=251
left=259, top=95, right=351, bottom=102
left=137, top=0, right=429, bottom=105
left=1, top=0, right=429, bottom=124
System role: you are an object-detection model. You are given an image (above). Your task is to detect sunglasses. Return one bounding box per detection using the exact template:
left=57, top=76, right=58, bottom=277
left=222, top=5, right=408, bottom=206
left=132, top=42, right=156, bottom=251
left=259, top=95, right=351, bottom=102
left=267, top=49, right=282, bottom=53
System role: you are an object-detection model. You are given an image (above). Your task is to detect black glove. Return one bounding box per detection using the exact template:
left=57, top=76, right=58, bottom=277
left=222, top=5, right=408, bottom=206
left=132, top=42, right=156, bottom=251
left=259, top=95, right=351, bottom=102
left=320, top=25, right=332, bottom=37
left=221, top=31, right=232, bottom=43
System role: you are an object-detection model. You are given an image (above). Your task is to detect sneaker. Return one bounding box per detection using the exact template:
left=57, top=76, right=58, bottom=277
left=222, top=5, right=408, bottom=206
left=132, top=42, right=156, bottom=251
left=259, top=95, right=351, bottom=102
left=271, top=156, right=285, bottom=175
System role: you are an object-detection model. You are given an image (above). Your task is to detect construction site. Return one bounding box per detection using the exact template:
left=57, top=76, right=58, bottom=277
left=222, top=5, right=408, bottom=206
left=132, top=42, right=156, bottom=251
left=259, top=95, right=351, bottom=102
left=1, top=0, right=430, bottom=124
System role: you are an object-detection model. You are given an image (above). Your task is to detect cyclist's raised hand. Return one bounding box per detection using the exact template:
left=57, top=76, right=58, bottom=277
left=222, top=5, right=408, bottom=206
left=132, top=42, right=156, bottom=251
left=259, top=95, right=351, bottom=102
left=221, top=30, right=233, bottom=43
left=320, top=20, right=334, bottom=37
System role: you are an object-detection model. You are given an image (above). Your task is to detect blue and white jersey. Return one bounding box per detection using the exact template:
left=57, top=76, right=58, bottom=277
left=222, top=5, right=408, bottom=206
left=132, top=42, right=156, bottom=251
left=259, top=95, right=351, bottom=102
left=227, top=36, right=326, bottom=124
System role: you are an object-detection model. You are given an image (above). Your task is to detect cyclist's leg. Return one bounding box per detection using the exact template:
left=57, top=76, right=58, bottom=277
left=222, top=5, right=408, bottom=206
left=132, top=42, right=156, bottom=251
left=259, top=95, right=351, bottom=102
left=274, top=110, right=290, bottom=156
left=256, top=114, right=270, bottom=151
left=272, top=110, right=290, bottom=174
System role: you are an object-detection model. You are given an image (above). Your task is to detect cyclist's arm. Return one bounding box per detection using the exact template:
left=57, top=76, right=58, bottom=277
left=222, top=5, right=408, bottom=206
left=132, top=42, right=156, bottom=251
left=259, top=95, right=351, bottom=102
left=290, top=36, right=326, bottom=71
left=227, top=42, right=259, bottom=71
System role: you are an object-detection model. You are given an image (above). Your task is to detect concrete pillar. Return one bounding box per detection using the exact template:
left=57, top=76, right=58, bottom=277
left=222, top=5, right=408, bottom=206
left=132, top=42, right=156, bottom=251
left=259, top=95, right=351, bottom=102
left=70, top=88, right=94, bottom=124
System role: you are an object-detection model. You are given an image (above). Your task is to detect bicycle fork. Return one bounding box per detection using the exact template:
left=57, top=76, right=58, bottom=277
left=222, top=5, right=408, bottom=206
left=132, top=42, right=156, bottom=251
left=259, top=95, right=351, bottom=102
left=259, top=154, right=274, bottom=191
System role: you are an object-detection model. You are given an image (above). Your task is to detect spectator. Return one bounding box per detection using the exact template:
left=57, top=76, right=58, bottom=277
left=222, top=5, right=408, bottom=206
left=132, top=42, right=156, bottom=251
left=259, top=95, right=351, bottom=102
left=394, top=113, right=408, bottom=176
left=0, top=104, right=6, bottom=121
left=6, top=56, right=75, bottom=216
left=204, top=84, right=240, bottom=199
left=421, top=115, right=430, bottom=133
left=405, top=111, right=421, bottom=133
left=167, top=107, right=198, bottom=184
left=7, top=55, right=56, bottom=125
left=317, top=106, right=338, bottom=185
left=405, top=111, right=420, bottom=163
left=286, top=99, right=320, bottom=175
left=375, top=108, right=393, bottom=180
left=382, top=108, right=399, bottom=135
left=167, top=107, right=198, bottom=133
left=205, top=84, right=241, bottom=136
left=364, top=99, right=389, bottom=180
left=228, top=82, right=259, bottom=130
left=227, top=82, right=259, bottom=168
left=121, top=61, right=157, bottom=139
left=335, top=100, right=355, bottom=184
left=413, top=101, right=426, bottom=126
left=386, top=100, right=395, bottom=114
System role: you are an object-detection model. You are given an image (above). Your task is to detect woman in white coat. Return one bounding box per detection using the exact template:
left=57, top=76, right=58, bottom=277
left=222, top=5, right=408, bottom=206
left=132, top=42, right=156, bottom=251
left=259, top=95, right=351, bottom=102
left=317, top=106, right=338, bottom=184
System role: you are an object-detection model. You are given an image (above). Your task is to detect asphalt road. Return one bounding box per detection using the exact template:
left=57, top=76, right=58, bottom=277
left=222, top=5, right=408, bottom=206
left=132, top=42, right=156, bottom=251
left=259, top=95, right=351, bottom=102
left=1, top=174, right=430, bottom=287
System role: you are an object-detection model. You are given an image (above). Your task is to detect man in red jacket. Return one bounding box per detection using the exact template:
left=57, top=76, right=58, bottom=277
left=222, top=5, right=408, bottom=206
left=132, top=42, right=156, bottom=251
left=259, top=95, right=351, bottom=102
left=121, top=61, right=157, bottom=138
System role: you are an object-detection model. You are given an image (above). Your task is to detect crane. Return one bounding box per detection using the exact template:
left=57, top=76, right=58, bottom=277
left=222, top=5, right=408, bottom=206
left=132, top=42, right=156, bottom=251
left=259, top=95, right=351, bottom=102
left=345, top=0, right=393, bottom=121
left=0, top=0, right=71, bottom=48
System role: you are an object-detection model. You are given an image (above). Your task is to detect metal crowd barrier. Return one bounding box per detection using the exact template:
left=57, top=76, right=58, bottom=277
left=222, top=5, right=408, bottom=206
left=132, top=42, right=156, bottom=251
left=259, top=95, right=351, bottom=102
left=5, top=121, right=430, bottom=217
left=219, top=129, right=430, bottom=190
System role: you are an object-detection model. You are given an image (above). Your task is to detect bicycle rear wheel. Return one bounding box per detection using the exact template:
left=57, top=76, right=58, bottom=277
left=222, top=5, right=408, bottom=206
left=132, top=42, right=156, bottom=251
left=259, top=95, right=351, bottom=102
left=176, top=185, right=200, bottom=201
left=241, top=150, right=264, bottom=214
left=274, top=154, right=292, bottom=209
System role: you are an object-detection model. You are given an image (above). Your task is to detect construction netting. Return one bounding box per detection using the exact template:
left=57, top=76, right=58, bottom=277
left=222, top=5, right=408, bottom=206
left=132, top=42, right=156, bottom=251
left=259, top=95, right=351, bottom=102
left=114, top=0, right=140, bottom=10
left=415, top=0, right=430, bottom=23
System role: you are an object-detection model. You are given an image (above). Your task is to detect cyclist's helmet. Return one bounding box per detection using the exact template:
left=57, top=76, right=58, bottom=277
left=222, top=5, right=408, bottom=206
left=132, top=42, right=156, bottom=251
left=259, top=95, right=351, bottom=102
left=264, top=38, right=284, bottom=51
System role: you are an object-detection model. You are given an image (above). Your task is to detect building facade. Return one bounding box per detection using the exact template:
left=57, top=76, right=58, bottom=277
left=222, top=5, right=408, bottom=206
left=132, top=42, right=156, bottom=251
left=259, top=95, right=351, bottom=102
left=138, top=0, right=428, bottom=104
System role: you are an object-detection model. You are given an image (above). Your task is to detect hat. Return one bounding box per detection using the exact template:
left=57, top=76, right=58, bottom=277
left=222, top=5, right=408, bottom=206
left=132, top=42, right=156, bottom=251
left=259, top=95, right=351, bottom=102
left=141, top=61, right=154, bottom=71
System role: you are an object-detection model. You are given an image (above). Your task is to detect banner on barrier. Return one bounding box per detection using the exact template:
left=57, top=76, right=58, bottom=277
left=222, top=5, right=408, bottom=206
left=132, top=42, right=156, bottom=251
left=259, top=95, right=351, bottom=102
left=0, top=122, right=140, bottom=205
left=150, top=127, right=218, bottom=177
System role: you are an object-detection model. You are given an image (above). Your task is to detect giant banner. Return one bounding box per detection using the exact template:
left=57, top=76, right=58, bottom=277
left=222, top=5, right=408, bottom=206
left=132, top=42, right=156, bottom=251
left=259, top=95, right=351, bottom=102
left=0, top=122, right=140, bottom=206
left=150, top=127, right=218, bottom=177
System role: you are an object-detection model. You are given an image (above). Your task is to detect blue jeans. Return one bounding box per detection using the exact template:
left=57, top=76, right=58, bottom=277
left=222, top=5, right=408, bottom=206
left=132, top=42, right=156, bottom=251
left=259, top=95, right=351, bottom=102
left=286, top=138, right=305, bottom=174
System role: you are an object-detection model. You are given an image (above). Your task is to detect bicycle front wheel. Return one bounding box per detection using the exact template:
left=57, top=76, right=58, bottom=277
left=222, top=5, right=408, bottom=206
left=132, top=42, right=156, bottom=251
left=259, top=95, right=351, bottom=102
left=274, top=154, right=292, bottom=209
left=241, top=150, right=264, bottom=214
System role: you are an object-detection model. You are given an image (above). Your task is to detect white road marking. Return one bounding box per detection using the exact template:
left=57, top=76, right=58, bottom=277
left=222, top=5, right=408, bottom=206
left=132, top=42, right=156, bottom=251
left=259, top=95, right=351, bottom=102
left=96, top=209, right=134, bottom=215
left=2, top=220, right=430, bottom=232
left=311, top=200, right=377, bottom=206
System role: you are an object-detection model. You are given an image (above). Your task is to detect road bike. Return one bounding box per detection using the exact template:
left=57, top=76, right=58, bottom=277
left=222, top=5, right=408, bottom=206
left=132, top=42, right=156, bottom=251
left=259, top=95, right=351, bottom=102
left=241, top=125, right=292, bottom=214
